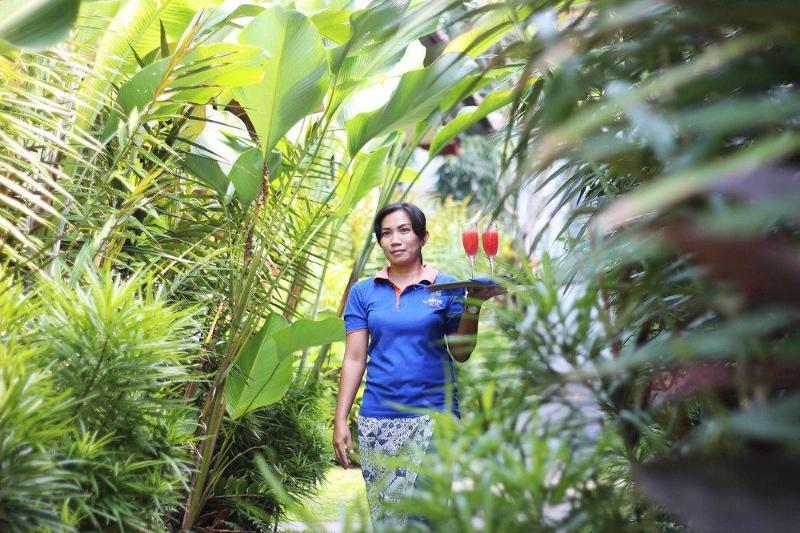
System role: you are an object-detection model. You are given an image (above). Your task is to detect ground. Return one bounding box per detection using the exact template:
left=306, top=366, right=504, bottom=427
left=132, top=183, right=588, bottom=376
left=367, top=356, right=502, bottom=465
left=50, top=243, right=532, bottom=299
left=282, top=466, right=368, bottom=531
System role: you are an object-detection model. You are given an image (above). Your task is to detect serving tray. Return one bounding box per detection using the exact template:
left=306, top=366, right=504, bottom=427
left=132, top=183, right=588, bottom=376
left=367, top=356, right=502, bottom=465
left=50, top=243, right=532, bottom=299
left=427, top=276, right=510, bottom=292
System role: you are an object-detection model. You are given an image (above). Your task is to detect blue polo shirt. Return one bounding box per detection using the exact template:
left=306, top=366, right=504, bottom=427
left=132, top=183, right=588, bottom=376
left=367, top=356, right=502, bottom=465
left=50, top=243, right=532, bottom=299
left=344, top=265, right=465, bottom=418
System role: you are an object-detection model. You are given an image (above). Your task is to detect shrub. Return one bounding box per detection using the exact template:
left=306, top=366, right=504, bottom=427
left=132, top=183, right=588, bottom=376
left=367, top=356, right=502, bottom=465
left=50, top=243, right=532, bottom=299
left=199, top=379, right=333, bottom=531
left=0, top=270, right=198, bottom=530
left=0, top=343, right=76, bottom=531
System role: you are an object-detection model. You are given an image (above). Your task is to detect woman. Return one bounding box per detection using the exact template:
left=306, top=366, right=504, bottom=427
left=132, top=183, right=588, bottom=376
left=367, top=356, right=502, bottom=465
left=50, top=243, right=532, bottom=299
left=333, top=202, right=504, bottom=528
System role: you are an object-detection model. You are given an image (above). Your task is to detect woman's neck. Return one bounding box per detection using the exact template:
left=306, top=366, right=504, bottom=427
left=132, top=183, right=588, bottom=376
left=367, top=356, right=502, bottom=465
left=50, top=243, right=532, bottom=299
left=388, top=261, right=424, bottom=284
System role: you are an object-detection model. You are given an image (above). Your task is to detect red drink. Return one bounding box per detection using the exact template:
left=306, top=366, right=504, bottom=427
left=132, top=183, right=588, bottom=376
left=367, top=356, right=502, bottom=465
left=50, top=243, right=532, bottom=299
left=482, top=229, right=498, bottom=256
left=462, top=222, right=479, bottom=278
left=461, top=229, right=479, bottom=257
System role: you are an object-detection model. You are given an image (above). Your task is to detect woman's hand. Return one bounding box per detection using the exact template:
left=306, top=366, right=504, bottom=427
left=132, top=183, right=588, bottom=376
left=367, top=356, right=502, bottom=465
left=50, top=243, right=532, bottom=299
left=334, top=331, right=367, bottom=468
left=333, top=421, right=354, bottom=469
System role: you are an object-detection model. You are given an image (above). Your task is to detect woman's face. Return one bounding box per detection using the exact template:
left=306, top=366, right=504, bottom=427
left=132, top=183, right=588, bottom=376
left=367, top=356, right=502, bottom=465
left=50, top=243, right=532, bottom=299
left=378, top=209, right=428, bottom=267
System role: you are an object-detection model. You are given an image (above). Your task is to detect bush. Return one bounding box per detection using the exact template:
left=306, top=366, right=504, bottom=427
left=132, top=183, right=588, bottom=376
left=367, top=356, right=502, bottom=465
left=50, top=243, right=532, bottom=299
left=0, top=270, right=198, bottom=530
left=0, top=343, right=76, bottom=531
left=198, top=378, right=333, bottom=530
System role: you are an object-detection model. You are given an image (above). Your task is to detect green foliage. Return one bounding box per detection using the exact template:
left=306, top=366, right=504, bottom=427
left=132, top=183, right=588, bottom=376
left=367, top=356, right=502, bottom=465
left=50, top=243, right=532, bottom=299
left=0, top=270, right=197, bottom=530
left=345, top=53, right=476, bottom=155
left=233, top=6, right=330, bottom=155
left=101, top=42, right=268, bottom=142
left=0, top=0, right=512, bottom=528
left=435, top=135, right=501, bottom=206
left=429, top=87, right=518, bottom=158
left=203, top=380, right=333, bottom=531
left=418, top=0, right=800, bottom=530
left=225, top=313, right=344, bottom=419
left=0, top=339, right=75, bottom=531
left=0, top=0, right=82, bottom=52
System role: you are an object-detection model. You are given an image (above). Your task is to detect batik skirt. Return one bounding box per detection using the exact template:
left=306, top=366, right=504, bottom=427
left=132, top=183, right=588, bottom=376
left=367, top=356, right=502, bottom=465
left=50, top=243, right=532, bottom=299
left=357, top=414, right=434, bottom=530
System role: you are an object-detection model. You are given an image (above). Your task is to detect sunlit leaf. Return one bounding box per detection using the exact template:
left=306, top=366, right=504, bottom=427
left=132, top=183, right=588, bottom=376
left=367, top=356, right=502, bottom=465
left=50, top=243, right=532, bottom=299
left=335, top=145, right=390, bottom=214
left=74, top=0, right=204, bottom=130
left=428, top=86, right=519, bottom=157
left=0, top=0, right=81, bottom=51
left=271, top=315, right=345, bottom=357
left=233, top=7, right=330, bottom=155
left=102, top=43, right=267, bottom=141
left=310, top=9, right=352, bottom=44
left=345, top=53, right=476, bottom=155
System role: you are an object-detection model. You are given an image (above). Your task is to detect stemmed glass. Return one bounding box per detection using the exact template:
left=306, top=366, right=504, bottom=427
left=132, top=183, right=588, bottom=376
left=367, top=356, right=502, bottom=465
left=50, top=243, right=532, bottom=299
left=461, top=222, right=479, bottom=279
left=482, top=222, right=498, bottom=275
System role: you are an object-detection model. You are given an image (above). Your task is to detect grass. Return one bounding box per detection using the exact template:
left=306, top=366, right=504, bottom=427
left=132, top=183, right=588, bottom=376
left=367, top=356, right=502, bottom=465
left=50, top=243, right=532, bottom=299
left=288, top=466, right=368, bottom=523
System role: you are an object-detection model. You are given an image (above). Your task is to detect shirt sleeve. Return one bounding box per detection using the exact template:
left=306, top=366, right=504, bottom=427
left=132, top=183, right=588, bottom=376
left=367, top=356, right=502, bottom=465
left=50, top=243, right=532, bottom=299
left=343, top=283, right=368, bottom=333
left=444, top=287, right=466, bottom=335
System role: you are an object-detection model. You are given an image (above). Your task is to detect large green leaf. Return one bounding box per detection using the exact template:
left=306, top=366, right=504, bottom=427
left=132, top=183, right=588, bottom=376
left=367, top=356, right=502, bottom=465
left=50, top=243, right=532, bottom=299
left=435, top=64, right=518, bottom=115
left=310, top=9, right=352, bottom=44
left=325, top=0, right=411, bottom=74
left=75, top=0, right=205, bottom=130
left=428, top=86, right=519, bottom=157
left=179, top=108, right=251, bottom=195
left=334, top=145, right=390, bottom=214
left=233, top=7, right=330, bottom=155
left=296, top=0, right=352, bottom=17
left=272, top=315, right=345, bottom=358
left=181, top=151, right=231, bottom=194
left=228, top=148, right=264, bottom=208
left=328, top=44, right=408, bottom=112
left=443, top=3, right=531, bottom=59
left=225, top=314, right=289, bottom=420
left=345, top=53, right=477, bottom=155
left=72, top=0, right=124, bottom=51
left=102, top=42, right=267, bottom=141
left=225, top=314, right=345, bottom=419
left=170, top=42, right=268, bottom=101
left=0, top=0, right=81, bottom=51
left=326, top=0, right=433, bottom=108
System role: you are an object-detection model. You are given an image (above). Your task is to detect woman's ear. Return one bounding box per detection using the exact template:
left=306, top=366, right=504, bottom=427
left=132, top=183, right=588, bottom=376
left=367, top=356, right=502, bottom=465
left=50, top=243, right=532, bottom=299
left=422, top=231, right=430, bottom=246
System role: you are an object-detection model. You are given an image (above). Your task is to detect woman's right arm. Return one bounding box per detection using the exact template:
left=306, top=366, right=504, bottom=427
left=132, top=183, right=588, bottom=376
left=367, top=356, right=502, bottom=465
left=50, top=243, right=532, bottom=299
left=333, top=329, right=368, bottom=469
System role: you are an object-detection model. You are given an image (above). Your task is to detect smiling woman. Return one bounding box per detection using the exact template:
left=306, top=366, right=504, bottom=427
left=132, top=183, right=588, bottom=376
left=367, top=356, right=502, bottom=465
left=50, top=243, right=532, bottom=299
left=332, top=202, right=504, bottom=528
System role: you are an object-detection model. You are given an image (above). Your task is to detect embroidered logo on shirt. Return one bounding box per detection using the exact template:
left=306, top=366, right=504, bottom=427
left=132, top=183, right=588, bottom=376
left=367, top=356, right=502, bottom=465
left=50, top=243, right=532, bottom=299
left=422, top=296, right=443, bottom=308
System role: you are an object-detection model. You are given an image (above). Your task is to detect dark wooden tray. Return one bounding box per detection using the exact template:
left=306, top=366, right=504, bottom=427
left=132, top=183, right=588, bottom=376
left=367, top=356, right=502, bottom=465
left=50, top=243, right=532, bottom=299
left=427, top=276, right=509, bottom=291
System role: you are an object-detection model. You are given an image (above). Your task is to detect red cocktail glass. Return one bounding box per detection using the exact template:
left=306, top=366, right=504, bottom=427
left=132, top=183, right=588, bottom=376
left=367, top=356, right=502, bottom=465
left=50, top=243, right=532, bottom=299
left=461, top=222, right=479, bottom=279
left=482, top=222, right=498, bottom=274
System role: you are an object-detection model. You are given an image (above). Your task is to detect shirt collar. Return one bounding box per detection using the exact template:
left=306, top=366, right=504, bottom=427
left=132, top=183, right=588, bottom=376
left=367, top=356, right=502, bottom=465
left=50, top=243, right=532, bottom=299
left=374, top=264, right=438, bottom=285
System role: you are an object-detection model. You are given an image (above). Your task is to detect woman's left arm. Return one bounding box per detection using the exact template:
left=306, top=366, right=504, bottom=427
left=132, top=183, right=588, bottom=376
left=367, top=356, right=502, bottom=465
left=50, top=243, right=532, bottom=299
left=447, top=285, right=506, bottom=363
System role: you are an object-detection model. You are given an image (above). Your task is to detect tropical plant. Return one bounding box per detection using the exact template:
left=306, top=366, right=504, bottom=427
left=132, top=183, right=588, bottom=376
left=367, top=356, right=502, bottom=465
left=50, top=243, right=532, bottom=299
left=199, top=378, right=333, bottom=530
left=0, top=280, right=76, bottom=531
left=1, top=0, right=507, bottom=527
left=0, top=267, right=198, bottom=531
left=392, top=0, right=800, bottom=530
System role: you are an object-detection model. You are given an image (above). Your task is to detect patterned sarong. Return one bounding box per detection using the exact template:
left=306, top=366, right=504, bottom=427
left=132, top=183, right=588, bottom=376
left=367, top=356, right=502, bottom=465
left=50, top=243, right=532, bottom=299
left=357, top=415, right=434, bottom=529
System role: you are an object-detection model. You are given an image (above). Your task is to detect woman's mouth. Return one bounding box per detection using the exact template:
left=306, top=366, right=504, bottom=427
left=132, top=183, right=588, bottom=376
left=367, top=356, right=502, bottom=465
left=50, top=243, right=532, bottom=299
left=391, top=249, right=405, bottom=255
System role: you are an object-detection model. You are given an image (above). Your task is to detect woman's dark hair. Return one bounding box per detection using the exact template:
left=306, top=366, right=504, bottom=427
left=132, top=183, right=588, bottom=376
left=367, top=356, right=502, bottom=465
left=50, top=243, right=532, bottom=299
left=373, top=202, right=427, bottom=263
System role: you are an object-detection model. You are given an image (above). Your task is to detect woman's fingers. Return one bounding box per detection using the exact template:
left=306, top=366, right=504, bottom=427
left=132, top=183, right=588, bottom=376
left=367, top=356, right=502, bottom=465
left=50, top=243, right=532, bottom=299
left=333, top=426, right=352, bottom=469
left=334, top=440, right=349, bottom=468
